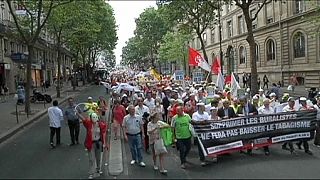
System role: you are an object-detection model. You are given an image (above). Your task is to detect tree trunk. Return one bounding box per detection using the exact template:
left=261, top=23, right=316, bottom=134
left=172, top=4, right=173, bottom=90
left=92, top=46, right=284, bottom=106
left=25, top=45, right=34, bottom=114
left=81, top=52, right=86, bottom=85
left=56, top=46, right=61, bottom=98
left=244, top=9, right=258, bottom=94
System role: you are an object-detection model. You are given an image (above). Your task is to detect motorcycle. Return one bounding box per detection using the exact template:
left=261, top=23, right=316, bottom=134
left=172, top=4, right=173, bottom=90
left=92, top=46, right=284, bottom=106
left=30, top=89, right=52, bottom=103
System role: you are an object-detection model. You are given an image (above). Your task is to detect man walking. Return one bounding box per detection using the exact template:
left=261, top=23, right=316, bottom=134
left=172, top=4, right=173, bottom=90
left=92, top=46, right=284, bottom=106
left=48, top=100, right=64, bottom=149
left=64, top=97, right=80, bottom=146
left=171, top=106, right=192, bottom=169
left=123, top=105, right=146, bottom=167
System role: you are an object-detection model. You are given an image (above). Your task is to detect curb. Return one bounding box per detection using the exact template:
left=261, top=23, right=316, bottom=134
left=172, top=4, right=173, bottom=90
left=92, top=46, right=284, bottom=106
left=0, top=85, right=90, bottom=144
left=108, top=101, right=124, bottom=176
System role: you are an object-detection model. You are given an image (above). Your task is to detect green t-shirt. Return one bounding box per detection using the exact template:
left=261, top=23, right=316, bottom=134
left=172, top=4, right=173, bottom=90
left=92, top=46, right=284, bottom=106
left=172, top=114, right=192, bottom=139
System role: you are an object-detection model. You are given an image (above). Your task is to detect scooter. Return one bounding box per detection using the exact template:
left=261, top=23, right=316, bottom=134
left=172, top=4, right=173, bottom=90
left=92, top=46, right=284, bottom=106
left=30, top=89, right=52, bottom=103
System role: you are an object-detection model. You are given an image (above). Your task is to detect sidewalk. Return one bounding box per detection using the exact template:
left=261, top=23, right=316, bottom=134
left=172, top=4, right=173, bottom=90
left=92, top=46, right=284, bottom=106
left=0, top=82, right=90, bottom=144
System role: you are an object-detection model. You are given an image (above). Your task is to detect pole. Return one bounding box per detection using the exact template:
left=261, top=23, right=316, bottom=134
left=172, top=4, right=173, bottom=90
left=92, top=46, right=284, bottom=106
left=16, top=102, right=19, bottom=124
left=218, top=0, right=223, bottom=75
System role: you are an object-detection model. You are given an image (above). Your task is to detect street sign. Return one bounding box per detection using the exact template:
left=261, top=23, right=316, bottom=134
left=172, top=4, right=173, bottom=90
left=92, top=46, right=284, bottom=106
left=175, top=70, right=184, bottom=80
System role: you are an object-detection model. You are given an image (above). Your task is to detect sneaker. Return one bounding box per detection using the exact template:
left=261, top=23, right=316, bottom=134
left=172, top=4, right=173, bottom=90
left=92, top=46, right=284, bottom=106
left=88, top=175, right=94, bottom=179
left=130, top=160, right=136, bottom=165
left=139, top=162, right=146, bottom=167
left=69, top=143, right=75, bottom=146
left=265, top=151, right=270, bottom=156
left=305, top=150, right=313, bottom=155
left=212, top=157, right=218, bottom=163
left=153, top=166, right=159, bottom=170
left=160, top=169, right=168, bottom=174
left=98, top=170, right=103, bottom=174
left=200, top=162, right=207, bottom=166
left=50, top=143, right=55, bottom=149
left=181, top=164, right=186, bottom=169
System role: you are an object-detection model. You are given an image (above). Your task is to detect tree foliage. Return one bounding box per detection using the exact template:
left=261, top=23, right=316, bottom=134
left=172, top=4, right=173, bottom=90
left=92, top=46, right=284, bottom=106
left=121, top=7, right=170, bottom=67
left=159, top=0, right=218, bottom=61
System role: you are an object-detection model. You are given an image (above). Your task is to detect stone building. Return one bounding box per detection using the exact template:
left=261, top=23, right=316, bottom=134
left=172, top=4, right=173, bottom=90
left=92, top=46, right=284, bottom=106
left=0, top=1, right=73, bottom=94
left=190, top=0, right=320, bottom=88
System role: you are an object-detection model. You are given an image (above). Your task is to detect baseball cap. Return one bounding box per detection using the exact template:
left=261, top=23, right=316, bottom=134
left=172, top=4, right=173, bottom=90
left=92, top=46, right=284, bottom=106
left=88, top=97, right=93, bottom=100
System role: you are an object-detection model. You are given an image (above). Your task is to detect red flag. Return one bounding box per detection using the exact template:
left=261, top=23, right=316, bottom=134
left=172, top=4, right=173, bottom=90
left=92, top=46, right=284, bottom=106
left=225, top=75, right=231, bottom=84
left=211, top=57, right=221, bottom=75
left=189, top=47, right=201, bottom=66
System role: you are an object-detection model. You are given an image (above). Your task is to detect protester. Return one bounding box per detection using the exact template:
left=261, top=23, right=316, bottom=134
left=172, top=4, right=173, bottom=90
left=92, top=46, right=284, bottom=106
left=217, top=99, right=237, bottom=119
left=84, top=97, right=99, bottom=115
left=97, top=96, right=108, bottom=122
left=135, top=97, right=150, bottom=152
left=237, top=96, right=258, bottom=155
left=313, top=96, right=320, bottom=147
left=48, top=100, right=63, bottom=149
left=171, top=106, right=192, bottom=169
left=295, top=97, right=313, bottom=155
left=77, top=112, right=108, bottom=179
left=262, top=75, right=269, bottom=89
left=257, top=98, right=274, bottom=155
left=282, top=97, right=297, bottom=154
left=123, top=105, right=146, bottom=167
left=192, top=103, right=210, bottom=166
left=112, top=99, right=126, bottom=140
left=64, top=97, right=80, bottom=146
left=147, top=112, right=169, bottom=174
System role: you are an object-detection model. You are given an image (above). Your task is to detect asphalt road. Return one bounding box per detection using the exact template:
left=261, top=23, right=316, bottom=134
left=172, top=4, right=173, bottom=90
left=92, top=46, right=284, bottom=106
left=0, top=85, right=110, bottom=179
left=1, top=84, right=320, bottom=179
left=119, top=140, right=320, bottom=179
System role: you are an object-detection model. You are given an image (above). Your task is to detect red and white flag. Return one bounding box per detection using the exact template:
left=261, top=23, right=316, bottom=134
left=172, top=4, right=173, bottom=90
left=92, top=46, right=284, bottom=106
left=211, top=57, right=221, bottom=75
left=230, top=72, right=241, bottom=98
left=188, top=47, right=211, bottom=72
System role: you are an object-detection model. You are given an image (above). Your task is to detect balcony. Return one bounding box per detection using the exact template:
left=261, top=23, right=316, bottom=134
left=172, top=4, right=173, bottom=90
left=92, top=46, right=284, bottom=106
left=10, top=52, right=29, bottom=64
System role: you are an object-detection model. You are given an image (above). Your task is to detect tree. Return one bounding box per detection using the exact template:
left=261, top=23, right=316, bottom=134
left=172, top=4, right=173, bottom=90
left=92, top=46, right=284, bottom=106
left=158, top=30, right=191, bottom=72
left=66, top=0, right=117, bottom=84
left=161, top=1, right=218, bottom=62
left=134, top=7, right=170, bottom=66
left=6, top=0, right=71, bottom=113
left=121, top=36, right=148, bottom=68
left=231, top=0, right=270, bottom=94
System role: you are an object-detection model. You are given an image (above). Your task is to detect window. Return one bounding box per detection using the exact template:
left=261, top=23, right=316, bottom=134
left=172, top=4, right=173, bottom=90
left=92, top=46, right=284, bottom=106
left=211, top=28, right=215, bottom=44
left=22, top=45, right=26, bottom=52
left=202, top=33, right=207, bottom=45
left=4, top=39, right=8, bottom=53
left=293, top=32, right=305, bottom=58
left=250, top=9, right=257, bottom=29
left=239, top=46, right=246, bottom=64
left=266, top=2, right=273, bottom=24
left=227, top=20, right=232, bottom=38
left=266, top=39, right=276, bottom=61
left=295, top=0, right=305, bottom=14
left=255, top=43, right=259, bottom=61
left=238, top=15, right=244, bottom=34
left=10, top=42, right=15, bottom=53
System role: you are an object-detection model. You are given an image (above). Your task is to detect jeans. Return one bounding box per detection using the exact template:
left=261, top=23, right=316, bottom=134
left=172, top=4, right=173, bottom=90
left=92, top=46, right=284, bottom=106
left=197, top=138, right=205, bottom=162
left=68, top=120, right=80, bottom=144
left=176, top=138, right=192, bottom=164
left=127, top=134, right=143, bottom=162
left=50, top=127, right=61, bottom=145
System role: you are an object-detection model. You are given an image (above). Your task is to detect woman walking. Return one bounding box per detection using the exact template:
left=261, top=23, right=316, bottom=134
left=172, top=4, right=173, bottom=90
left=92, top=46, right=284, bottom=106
left=112, top=99, right=126, bottom=140
left=147, top=112, right=169, bottom=174
left=77, top=112, right=108, bottom=179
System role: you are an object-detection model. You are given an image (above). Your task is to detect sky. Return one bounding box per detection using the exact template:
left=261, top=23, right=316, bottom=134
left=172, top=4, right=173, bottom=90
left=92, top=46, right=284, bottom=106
left=108, top=0, right=156, bottom=65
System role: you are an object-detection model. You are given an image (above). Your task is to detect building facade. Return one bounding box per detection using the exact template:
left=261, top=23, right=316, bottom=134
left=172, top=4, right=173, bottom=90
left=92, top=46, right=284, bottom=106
left=190, top=0, right=320, bottom=88
left=0, top=1, right=73, bottom=93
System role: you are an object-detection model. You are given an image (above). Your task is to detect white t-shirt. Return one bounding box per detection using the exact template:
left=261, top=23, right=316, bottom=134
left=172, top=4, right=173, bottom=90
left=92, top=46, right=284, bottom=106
left=144, top=98, right=155, bottom=110
left=135, top=105, right=150, bottom=118
left=48, top=106, right=63, bottom=128
left=258, top=106, right=275, bottom=115
left=192, top=111, right=210, bottom=121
